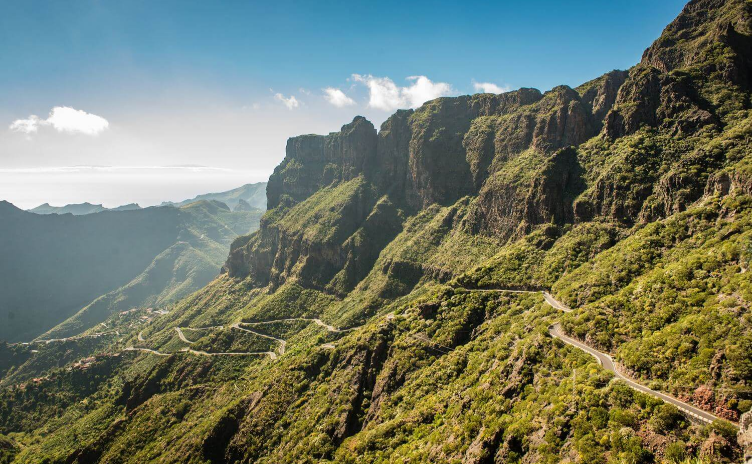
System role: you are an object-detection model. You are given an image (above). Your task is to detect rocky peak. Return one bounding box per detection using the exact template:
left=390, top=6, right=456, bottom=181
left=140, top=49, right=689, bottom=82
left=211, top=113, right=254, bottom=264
left=577, top=70, right=629, bottom=127
left=641, top=0, right=750, bottom=77
left=229, top=0, right=750, bottom=286
left=603, top=0, right=750, bottom=139
left=267, top=116, right=379, bottom=209
left=468, top=87, right=544, bottom=117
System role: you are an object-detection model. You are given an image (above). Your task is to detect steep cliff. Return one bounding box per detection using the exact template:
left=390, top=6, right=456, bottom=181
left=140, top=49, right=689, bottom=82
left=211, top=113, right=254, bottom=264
left=2, top=1, right=751, bottom=463
left=226, top=69, right=634, bottom=287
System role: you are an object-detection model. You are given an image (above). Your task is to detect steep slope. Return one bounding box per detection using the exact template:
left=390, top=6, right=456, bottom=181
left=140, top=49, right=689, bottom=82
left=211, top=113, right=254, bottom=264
left=0, top=1, right=750, bottom=463
left=0, top=201, right=263, bottom=342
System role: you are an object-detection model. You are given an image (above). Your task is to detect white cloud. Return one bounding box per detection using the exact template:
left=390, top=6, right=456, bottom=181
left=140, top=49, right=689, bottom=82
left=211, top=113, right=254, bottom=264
left=47, top=107, right=109, bottom=135
left=473, top=81, right=511, bottom=94
left=274, top=93, right=300, bottom=110
left=9, top=107, right=109, bottom=136
left=351, top=74, right=454, bottom=111
left=9, top=116, right=42, bottom=134
left=323, top=87, right=356, bottom=107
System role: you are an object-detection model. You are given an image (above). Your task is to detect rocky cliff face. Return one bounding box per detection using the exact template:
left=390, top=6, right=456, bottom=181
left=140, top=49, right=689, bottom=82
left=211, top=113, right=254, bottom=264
left=606, top=0, right=750, bottom=139
left=4, top=2, right=751, bottom=463
left=227, top=0, right=751, bottom=295
left=226, top=75, right=629, bottom=285
left=739, top=411, right=753, bottom=464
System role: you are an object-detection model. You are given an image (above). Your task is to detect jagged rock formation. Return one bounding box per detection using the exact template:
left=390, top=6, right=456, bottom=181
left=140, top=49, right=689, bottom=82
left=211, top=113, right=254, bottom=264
left=1, top=1, right=751, bottom=463
left=227, top=0, right=749, bottom=292
left=227, top=71, right=636, bottom=287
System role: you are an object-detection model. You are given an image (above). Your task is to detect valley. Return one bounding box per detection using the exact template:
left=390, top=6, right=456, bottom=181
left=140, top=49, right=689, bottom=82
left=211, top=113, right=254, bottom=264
left=0, top=0, right=750, bottom=462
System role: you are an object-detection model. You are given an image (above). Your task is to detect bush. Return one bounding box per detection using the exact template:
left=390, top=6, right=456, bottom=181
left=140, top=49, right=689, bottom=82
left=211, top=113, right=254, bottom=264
left=649, top=404, right=684, bottom=433
left=710, top=419, right=738, bottom=442
left=664, top=441, right=687, bottom=463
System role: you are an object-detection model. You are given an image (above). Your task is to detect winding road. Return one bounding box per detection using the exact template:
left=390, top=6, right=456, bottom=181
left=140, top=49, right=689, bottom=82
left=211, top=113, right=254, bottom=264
left=241, top=317, right=351, bottom=333
left=174, top=327, right=193, bottom=344
left=231, top=323, right=287, bottom=356
left=117, top=287, right=738, bottom=426
left=548, top=323, right=719, bottom=425
left=125, top=345, right=275, bottom=359
left=24, top=330, right=120, bottom=345
left=179, top=346, right=277, bottom=360
left=460, top=287, right=731, bottom=426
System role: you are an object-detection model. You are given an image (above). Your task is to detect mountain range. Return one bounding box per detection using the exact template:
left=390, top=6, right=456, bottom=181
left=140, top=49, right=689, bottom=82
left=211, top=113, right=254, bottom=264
left=28, top=182, right=267, bottom=215
left=0, top=197, right=264, bottom=344
left=0, top=1, right=750, bottom=463
left=29, top=203, right=141, bottom=215
left=160, top=182, right=267, bottom=211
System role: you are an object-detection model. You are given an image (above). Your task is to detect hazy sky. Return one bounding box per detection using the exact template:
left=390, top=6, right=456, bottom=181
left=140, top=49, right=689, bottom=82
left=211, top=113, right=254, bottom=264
left=0, top=0, right=687, bottom=209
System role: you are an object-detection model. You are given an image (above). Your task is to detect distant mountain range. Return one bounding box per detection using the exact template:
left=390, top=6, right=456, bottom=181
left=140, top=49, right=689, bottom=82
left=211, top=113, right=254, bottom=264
left=160, top=182, right=267, bottom=210
left=27, top=182, right=267, bottom=215
left=0, top=2, right=750, bottom=462
left=0, top=197, right=264, bottom=343
left=29, top=202, right=140, bottom=215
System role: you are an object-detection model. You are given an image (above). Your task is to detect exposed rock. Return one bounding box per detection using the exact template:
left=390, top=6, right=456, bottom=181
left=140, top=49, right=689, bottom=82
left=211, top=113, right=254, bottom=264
left=705, top=169, right=753, bottom=198
left=267, top=116, right=379, bottom=209
left=637, top=428, right=671, bottom=458
left=692, top=385, right=716, bottom=412
left=738, top=411, right=752, bottom=464
left=578, top=70, right=629, bottom=126
left=603, top=65, right=716, bottom=138
left=463, top=426, right=503, bottom=464
left=641, top=0, right=751, bottom=88
left=699, top=430, right=733, bottom=460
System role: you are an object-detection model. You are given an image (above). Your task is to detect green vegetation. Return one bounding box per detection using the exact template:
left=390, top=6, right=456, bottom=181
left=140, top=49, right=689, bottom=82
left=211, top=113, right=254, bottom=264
left=0, top=0, right=750, bottom=462
left=0, top=198, right=263, bottom=343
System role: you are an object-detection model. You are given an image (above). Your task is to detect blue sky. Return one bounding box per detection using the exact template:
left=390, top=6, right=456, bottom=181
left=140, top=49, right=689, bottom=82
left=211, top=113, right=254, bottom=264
left=0, top=0, right=688, bottom=208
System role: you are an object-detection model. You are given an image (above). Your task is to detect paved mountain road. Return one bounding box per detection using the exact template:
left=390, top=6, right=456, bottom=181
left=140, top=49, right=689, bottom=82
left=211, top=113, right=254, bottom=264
left=125, top=346, right=170, bottom=357
left=543, top=292, right=571, bottom=312
left=242, top=317, right=351, bottom=333
left=179, top=347, right=277, bottom=360
left=461, top=287, right=731, bottom=426
left=20, top=330, right=120, bottom=346
left=231, top=322, right=287, bottom=355
left=548, top=323, right=719, bottom=424
left=109, top=288, right=740, bottom=427
left=174, top=327, right=193, bottom=344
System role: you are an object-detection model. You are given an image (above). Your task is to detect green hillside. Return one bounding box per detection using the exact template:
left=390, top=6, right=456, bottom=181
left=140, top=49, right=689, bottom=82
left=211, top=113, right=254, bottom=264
left=0, top=200, right=263, bottom=343
left=0, top=1, right=750, bottom=463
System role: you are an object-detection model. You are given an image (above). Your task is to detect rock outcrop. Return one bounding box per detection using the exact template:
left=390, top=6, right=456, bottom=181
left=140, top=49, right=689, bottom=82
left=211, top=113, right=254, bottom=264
left=739, top=411, right=753, bottom=464
left=226, top=0, right=751, bottom=300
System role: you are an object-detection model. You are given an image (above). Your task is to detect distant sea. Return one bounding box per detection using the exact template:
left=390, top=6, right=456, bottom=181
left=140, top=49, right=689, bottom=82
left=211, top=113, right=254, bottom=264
left=0, top=165, right=270, bottom=209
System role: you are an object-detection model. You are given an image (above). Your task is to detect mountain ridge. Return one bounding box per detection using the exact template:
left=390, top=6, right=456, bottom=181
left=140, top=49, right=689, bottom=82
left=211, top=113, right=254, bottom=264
left=0, top=201, right=264, bottom=343
left=0, top=1, right=750, bottom=462
left=161, top=182, right=268, bottom=210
